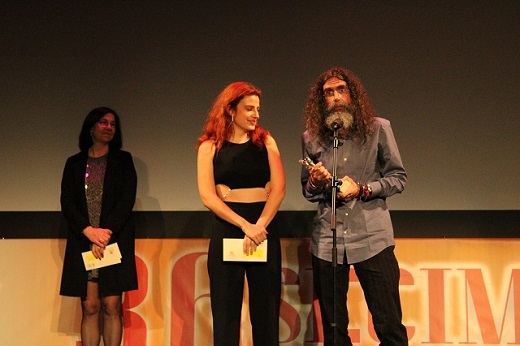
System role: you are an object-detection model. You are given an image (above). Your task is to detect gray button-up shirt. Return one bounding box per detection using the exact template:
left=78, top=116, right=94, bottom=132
left=301, top=117, right=407, bottom=264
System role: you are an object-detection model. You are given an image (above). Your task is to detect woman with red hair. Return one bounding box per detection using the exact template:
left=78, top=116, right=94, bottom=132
left=197, top=81, right=286, bottom=345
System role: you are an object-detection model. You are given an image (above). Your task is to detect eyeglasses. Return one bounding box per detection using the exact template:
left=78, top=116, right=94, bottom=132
left=97, top=119, right=116, bottom=128
left=324, top=86, right=349, bottom=98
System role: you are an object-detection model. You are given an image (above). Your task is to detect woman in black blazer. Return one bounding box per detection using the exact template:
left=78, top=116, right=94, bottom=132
left=59, top=107, right=137, bottom=346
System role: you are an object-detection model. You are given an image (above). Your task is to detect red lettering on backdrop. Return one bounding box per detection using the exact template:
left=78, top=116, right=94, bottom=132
left=311, top=296, right=325, bottom=343
left=122, top=255, right=147, bottom=345
left=512, top=269, right=520, bottom=343
left=421, top=268, right=449, bottom=344
left=280, top=268, right=301, bottom=343
left=170, top=252, right=209, bottom=346
left=461, top=268, right=520, bottom=344
left=348, top=269, right=362, bottom=343
left=126, top=245, right=520, bottom=345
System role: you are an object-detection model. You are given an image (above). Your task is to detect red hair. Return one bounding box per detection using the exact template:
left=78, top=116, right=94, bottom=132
left=197, top=81, right=269, bottom=151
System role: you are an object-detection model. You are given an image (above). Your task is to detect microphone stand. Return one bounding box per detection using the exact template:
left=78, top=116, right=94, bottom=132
left=330, top=125, right=342, bottom=345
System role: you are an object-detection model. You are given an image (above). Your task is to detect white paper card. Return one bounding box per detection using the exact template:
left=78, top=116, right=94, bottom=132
left=223, top=238, right=267, bottom=262
left=82, top=243, right=122, bottom=270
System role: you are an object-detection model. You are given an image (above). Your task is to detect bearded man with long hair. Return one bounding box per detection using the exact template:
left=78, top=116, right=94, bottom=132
left=301, top=67, right=409, bottom=345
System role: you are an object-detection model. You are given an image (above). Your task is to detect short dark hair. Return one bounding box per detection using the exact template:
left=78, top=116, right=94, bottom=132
left=78, top=107, right=123, bottom=152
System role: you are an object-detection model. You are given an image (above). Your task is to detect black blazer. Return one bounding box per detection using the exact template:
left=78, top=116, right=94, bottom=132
left=59, top=150, right=138, bottom=297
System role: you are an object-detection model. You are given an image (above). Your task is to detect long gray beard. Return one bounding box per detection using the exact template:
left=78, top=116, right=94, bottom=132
left=325, top=111, right=353, bottom=131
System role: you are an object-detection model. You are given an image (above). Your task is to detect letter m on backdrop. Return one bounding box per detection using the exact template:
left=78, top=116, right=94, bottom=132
left=462, top=268, right=520, bottom=344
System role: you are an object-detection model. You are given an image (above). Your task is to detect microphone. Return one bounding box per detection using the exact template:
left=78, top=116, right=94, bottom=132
left=325, top=117, right=344, bottom=131
left=330, top=120, right=343, bottom=130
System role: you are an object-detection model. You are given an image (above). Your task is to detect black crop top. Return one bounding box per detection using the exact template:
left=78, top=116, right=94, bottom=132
left=213, top=140, right=270, bottom=189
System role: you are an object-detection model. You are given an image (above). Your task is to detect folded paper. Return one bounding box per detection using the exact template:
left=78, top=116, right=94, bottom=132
left=223, top=238, right=267, bottom=262
left=82, top=243, right=122, bottom=270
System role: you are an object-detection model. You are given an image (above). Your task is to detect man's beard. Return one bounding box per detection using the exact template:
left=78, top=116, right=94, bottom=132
left=324, top=102, right=354, bottom=131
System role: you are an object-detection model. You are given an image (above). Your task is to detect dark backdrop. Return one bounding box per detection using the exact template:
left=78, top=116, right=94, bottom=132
left=1, top=1, right=519, bottom=214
